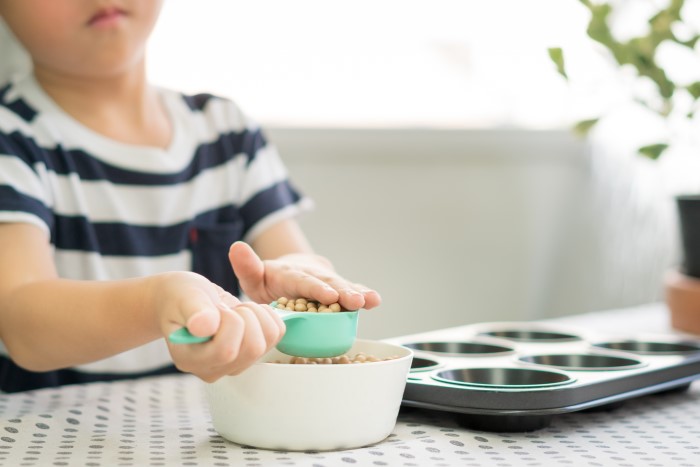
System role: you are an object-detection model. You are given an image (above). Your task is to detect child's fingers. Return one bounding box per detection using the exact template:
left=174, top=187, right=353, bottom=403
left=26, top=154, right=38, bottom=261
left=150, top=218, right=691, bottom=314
left=363, top=291, right=382, bottom=309
left=314, top=278, right=365, bottom=310
left=248, top=304, right=285, bottom=352
left=194, top=304, right=283, bottom=380
left=336, top=288, right=366, bottom=311
left=168, top=306, right=246, bottom=383
left=287, top=273, right=339, bottom=305
left=307, top=279, right=381, bottom=311
left=169, top=303, right=284, bottom=382
left=354, top=284, right=382, bottom=310
left=225, top=305, right=269, bottom=375
left=207, top=305, right=246, bottom=363
left=215, top=286, right=242, bottom=309
left=266, top=304, right=287, bottom=341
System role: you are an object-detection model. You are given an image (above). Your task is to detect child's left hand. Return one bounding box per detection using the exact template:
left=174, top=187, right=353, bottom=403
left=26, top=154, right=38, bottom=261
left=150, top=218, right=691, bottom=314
left=228, top=242, right=381, bottom=311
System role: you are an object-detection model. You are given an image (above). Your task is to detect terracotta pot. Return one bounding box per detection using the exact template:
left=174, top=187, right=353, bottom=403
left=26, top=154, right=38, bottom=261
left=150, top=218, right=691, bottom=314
left=664, top=270, right=700, bottom=335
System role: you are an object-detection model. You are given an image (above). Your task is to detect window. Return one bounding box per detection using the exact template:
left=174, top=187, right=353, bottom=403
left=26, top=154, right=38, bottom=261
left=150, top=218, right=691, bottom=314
left=147, top=0, right=597, bottom=128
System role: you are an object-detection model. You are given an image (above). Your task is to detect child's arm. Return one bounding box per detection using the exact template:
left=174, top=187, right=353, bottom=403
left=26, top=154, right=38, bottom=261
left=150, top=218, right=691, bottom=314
left=0, top=223, right=284, bottom=382
left=230, top=219, right=382, bottom=311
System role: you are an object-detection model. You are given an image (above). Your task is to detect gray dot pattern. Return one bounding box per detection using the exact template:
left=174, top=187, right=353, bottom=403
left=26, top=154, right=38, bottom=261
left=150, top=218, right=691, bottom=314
left=0, top=375, right=698, bottom=466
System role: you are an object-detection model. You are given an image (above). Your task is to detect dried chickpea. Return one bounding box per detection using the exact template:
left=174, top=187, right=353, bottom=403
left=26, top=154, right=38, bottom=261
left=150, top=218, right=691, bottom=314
left=273, top=353, right=398, bottom=364
left=274, top=297, right=349, bottom=313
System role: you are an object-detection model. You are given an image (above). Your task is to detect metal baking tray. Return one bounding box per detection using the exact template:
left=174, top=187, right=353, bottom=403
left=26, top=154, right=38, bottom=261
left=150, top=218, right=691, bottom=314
left=387, top=321, right=700, bottom=432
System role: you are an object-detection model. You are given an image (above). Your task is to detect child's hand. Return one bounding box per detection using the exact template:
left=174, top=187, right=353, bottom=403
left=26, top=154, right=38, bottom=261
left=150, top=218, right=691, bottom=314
left=229, top=242, right=382, bottom=311
left=152, top=272, right=285, bottom=382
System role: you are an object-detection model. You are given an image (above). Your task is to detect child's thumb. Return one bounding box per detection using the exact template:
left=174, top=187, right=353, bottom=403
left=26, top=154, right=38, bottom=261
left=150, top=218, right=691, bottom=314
left=176, top=289, right=222, bottom=338
left=229, top=241, right=264, bottom=294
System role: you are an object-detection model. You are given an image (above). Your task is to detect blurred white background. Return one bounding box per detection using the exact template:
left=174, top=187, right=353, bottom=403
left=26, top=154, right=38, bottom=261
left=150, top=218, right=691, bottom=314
left=145, top=0, right=698, bottom=337
left=147, top=0, right=602, bottom=128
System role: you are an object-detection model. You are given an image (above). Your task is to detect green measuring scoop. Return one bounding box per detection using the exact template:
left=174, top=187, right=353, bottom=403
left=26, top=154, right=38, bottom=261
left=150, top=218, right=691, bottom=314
left=168, top=302, right=359, bottom=358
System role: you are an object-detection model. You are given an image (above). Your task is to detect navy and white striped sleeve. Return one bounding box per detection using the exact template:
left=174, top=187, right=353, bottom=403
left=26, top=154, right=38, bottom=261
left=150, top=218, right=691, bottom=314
left=210, top=98, right=313, bottom=242
left=0, top=112, right=53, bottom=235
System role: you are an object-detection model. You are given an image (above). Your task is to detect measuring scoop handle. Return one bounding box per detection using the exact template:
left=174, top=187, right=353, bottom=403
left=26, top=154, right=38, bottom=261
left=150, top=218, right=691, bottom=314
left=169, top=302, right=297, bottom=344
left=168, top=327, right=212, bottom=344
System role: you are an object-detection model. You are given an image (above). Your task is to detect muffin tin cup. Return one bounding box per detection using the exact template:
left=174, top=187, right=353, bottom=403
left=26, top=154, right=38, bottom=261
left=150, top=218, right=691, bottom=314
left=403, top=341, right=515, bottom=357
left=393, top=322, right=700, bottom=432
left=592, top=340, right=700, bottom=355
left=477, top=329, right=581, bottom=343
left=518, top=353, right=646, bottom=371
left=409, top=356, right=442, bottom=373
left=432, top=367, right=575, bottom=389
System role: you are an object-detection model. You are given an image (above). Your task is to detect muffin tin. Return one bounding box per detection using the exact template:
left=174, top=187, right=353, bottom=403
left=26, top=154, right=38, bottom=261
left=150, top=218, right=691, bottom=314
left=387, top=321, right=700, bottom=432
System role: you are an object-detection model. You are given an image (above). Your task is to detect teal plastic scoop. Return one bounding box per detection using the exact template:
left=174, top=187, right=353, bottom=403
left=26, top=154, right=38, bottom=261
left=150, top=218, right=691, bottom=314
left=169, top=302, right=359, bottom=358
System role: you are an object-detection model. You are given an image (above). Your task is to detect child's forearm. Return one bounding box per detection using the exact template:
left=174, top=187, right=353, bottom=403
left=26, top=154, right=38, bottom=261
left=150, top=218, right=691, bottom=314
left=0, top=276, right=161, bottom=372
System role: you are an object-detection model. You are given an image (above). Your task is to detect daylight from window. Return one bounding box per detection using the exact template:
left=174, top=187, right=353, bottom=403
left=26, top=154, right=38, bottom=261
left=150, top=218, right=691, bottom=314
left=147, top=0, right=698, bottom=129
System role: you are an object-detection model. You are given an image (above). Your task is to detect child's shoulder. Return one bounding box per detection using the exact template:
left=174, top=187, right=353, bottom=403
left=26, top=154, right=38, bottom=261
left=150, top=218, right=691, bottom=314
left=165, top=88, right=247, bottom=119
left=0, top=78, right=39, bottom=127
left=180, top=92, right=220, bottom=113
left=160, top=87, right=256, bottom=133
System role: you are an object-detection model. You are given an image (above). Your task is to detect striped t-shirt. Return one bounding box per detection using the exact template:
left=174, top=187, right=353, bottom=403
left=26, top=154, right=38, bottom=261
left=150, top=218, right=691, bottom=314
left=0, top=74, right=312, bottom=392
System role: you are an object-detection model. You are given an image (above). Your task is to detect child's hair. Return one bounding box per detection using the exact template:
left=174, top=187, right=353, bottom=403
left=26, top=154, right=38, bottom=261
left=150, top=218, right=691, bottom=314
left=0, top=17, right=32, bottom=83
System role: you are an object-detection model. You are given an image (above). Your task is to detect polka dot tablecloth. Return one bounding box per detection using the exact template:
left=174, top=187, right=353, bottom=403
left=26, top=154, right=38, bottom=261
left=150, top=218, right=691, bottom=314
left=1, top=305, right=700, bottom=467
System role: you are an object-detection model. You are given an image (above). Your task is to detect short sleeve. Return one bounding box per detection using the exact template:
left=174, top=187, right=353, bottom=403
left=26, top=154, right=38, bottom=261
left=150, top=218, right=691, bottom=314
left=0, top=123, right=53, bottom=236
left=205, top=99, right=313, bottom=242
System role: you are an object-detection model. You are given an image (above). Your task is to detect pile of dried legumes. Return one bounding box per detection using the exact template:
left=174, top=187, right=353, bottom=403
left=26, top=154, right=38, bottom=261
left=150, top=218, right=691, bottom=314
left=271, top=297, right=399, bottom=364
left=274, top=297, right=343, bottom=313
left=272, top=353, right=399, bottom=365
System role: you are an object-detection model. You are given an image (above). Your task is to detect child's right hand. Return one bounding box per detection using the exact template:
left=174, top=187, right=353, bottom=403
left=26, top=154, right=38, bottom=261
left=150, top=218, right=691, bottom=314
left=150, top=272, right=285, bottom=382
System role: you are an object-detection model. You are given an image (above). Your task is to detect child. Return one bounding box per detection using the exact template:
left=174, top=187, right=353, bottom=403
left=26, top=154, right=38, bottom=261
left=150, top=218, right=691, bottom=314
left=0, top=1, right=380, bottom=393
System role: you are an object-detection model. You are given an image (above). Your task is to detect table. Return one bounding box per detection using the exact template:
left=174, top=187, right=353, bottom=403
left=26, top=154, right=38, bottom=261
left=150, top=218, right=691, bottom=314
left=1, top=304, right=699, bottom=467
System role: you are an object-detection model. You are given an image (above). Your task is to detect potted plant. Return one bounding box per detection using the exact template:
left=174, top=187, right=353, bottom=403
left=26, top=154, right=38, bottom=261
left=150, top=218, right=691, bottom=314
left=549, top=0, right=700, bottom=333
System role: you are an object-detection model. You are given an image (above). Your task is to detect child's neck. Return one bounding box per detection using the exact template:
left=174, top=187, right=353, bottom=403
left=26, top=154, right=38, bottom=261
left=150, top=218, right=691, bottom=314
left=33, top=62, right=172, bottom=150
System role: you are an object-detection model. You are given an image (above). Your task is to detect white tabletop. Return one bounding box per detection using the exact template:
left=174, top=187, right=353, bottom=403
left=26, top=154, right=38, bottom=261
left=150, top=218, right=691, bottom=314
left=1, top=303, right=699, bottom=467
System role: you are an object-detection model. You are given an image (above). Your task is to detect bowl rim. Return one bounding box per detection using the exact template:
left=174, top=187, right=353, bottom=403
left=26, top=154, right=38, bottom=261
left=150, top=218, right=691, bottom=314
left=259, top=338, right=414, bottom=366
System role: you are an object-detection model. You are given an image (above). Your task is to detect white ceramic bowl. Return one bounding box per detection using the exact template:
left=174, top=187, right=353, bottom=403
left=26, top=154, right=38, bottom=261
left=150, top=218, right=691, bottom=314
left=205, top=339, right=413, bottom=451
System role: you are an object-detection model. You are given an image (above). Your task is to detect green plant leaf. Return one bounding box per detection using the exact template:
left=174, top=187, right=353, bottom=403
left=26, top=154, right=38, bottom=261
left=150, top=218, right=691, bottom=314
left=677, top=35, right=700, bottom=49
left=585, top=3, right=616, bottom=49
left=638, top=143, right=669, bottom=160
left=573, top=118, right=599, bottom=136
left=625, top=38, right=676, bottom=101
left=649, top=10, right=676, bottom=42
left=547, top=47, right=567, bottom=79
left=559, top=0, right=694, bottom=163
left=686, top=82, right=700, bottom=100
